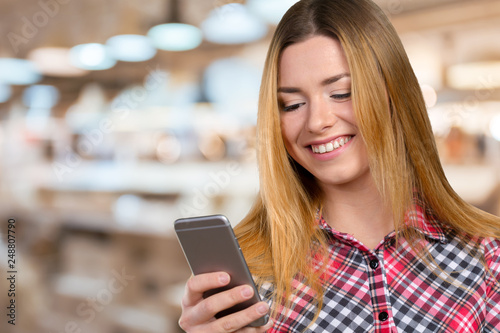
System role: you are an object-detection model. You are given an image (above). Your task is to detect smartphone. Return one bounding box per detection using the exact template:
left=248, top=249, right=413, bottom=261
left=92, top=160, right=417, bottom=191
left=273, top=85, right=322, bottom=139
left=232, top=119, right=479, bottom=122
left=174, top=214, right=269, bottom=327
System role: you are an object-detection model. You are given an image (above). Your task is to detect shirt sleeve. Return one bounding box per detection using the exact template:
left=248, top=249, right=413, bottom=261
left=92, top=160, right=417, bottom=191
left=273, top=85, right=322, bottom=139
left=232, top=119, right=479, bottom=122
left=483, top=237, right=500, bottom=332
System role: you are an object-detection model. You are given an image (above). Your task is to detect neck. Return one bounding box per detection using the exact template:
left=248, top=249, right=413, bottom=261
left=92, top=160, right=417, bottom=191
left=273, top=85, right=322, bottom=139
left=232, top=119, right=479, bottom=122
left=320, top=176, right=394, bottom=249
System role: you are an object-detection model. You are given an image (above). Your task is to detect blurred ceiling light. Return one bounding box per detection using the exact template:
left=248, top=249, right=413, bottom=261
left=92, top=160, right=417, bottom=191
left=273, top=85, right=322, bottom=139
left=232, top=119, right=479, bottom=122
left=246, top=0, right=299, bottom=25
left=0, top=84, right=12, bottom=103
left=202, top=3, right=268, bottom=44
left=490, top=114, right=500, bottom=142
left=148, top=23, right=202, bottom=51
left=447, top=61, right=500, bottom=90
left=420, top=84, right=438, bottom=108
left=69, top=43, right=116, bottom=70
left=22, top=85, right=59, bottom=109
left=0, top=58, right=42, bottom=85
left=147, top=0, right=202, bottom=52
left=28, top=47, right=88, bottom=77
left=106, top=34, right=157, bottom=61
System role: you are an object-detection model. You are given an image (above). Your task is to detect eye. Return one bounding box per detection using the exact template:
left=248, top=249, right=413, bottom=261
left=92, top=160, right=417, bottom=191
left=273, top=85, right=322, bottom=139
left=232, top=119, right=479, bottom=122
left=281, top=102, right=305, bottom=112
left=331, top=92, right=351, bottom=101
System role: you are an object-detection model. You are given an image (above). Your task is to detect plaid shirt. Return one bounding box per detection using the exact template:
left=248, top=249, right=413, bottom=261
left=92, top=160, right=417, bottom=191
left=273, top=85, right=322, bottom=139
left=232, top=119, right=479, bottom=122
left=260, top=205, right=500, bottom=332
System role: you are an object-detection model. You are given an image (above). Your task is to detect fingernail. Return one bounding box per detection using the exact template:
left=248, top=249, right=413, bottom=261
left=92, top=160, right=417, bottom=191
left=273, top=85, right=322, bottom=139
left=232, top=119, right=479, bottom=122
left=241, top=286, right=253, bottom=298
left=257, top=303, right=269, bottom=315
left=219, top=273, right=229, bottom=284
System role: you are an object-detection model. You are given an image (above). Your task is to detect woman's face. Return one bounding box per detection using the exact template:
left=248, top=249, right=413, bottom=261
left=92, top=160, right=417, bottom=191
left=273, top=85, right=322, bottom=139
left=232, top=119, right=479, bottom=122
left=278, top=35, right=371, bottom=190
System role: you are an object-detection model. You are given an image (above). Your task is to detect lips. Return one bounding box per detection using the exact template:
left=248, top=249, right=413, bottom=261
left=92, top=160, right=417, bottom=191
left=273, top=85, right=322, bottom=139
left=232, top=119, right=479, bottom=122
left=309, top=135, right=353, bottom=154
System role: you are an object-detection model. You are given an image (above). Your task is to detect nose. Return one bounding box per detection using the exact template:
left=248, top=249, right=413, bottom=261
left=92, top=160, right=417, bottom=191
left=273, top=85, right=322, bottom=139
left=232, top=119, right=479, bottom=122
left=306, top=97, right=336, bottom=133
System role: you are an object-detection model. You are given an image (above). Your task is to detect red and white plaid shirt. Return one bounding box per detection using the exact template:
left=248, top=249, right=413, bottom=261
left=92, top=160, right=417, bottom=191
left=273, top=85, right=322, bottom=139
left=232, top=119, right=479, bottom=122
left=260, top=203, right=500, bottom=332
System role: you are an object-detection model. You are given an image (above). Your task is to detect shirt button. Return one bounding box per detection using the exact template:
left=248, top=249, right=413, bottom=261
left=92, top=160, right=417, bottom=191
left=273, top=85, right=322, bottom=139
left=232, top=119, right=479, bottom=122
left=369, top=259, right=379, bottom=269
left=379, top=311, right=389, bottom=321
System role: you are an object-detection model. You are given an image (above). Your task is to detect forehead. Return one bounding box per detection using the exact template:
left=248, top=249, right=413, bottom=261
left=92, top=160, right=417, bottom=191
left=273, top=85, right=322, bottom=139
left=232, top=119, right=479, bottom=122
left=279, top=35, right=350, bottom=83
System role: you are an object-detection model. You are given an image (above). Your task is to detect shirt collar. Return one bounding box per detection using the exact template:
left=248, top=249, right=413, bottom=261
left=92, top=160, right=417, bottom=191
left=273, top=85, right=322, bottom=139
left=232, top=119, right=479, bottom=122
left=317, top=198, right=449, bottom=244
left=403, top=197, right=449, bottom=244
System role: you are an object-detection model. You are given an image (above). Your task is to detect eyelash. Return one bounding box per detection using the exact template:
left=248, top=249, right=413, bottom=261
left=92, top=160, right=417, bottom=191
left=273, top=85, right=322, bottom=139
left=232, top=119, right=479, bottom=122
left=282, top=103, right=304, bottom=112
left=332, top=92, right=351, bottom=100
left=280, top=92, right=351, bottom=112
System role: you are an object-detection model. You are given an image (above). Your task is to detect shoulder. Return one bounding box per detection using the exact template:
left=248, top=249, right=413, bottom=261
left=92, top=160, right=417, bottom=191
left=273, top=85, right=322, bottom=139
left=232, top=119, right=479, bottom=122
left=433, top=230, right=500, bottom=285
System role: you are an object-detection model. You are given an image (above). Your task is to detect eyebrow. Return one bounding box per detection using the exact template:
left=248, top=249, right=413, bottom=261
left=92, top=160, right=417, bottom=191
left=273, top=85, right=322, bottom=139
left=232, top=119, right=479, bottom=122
left=277, top=73, right=351, bottom=94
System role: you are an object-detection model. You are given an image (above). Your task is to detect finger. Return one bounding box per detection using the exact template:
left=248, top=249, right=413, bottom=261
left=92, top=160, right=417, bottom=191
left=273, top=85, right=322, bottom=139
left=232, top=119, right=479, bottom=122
left=183, top=272, right=230, bottom=307
left=192, top=284, right=257, bottom=324
left=241, top=315, right=274, bottom=333
left=209, top=301, right=271, bottom=333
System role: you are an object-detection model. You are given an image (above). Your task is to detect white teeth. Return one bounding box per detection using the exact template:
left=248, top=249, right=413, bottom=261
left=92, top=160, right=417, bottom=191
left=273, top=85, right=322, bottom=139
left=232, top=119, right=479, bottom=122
left=311, top=136, right=352, bottom=154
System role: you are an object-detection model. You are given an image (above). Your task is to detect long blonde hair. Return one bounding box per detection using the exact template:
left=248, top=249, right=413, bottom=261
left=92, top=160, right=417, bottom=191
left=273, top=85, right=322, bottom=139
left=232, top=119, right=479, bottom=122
left=235, top=0, right=500, bottom=320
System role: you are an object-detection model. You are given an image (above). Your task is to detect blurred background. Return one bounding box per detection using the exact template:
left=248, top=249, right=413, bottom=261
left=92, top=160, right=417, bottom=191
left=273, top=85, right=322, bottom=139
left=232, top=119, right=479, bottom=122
left=0, top=0, right=499, bottom=332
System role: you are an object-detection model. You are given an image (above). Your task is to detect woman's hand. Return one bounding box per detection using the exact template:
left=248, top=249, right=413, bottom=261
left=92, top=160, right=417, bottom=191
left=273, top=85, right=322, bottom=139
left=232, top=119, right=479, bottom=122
left=178, top=272, right=273, bottom=332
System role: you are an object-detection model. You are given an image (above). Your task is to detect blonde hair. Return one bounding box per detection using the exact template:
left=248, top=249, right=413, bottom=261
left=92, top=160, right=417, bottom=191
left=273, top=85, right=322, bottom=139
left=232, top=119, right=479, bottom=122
left=235, top=0, right=500, bottom=321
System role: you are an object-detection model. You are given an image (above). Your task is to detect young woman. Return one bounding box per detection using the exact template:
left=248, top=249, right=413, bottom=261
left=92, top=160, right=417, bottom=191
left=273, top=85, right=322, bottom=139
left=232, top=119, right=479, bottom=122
left=178, top=0, right=500, bottom=332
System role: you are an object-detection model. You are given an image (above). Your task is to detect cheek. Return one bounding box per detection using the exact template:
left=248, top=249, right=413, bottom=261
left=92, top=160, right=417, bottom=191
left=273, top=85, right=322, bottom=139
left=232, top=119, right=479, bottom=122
left=280, top=116, right=297, bottom=149
left=279, top=120, right=299, bottom=162
left=341, top=101, right=357, bottom=125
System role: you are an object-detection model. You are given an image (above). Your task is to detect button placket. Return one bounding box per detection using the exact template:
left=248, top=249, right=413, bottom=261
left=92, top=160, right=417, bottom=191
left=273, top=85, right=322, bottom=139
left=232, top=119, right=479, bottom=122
left=364, top=249, right=395, bottom=331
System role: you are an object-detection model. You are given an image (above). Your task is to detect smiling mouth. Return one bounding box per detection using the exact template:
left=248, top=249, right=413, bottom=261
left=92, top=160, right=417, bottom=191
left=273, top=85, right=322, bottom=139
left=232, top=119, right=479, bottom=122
left=310, top=135, right=353, bottom=154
